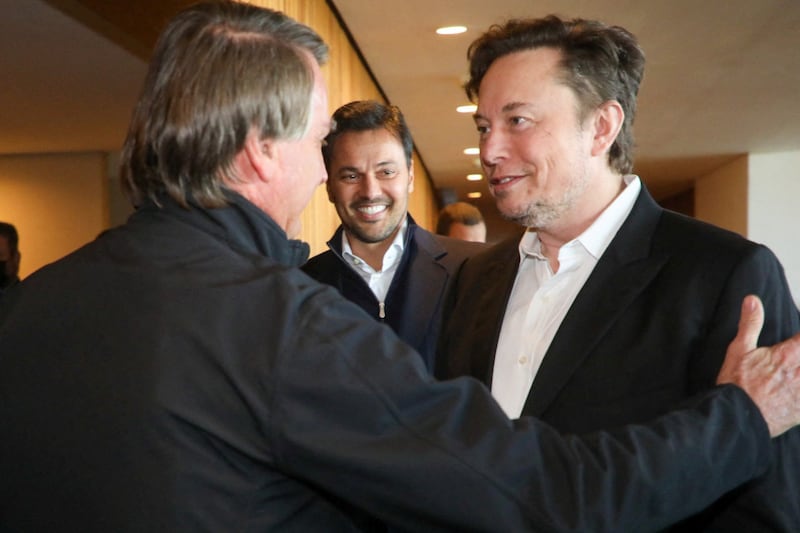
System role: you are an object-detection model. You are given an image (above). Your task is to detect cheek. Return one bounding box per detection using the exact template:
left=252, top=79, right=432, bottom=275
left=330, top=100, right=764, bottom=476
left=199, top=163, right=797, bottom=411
left=516, top=136, right=543, bottom=163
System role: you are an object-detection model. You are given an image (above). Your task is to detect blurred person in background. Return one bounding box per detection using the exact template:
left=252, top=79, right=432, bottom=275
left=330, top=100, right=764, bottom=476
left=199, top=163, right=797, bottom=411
left=436, top=201, right=487, bottom=243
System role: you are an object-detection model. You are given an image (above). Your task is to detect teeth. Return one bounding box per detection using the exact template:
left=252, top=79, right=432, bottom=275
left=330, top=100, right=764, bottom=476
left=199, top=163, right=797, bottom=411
left=358, top=205, right=387, bottom=215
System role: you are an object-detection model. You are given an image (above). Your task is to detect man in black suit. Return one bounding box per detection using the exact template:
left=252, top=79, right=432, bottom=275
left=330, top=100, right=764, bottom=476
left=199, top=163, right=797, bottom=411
left=439, top=15, right=800, bottom=531
left=303, top=101, right=483, bottom=371
left=3, top=3, right=800, bottom=531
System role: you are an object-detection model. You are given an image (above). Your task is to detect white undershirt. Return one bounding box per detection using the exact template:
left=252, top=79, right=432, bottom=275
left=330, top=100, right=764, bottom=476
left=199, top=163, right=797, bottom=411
left=341, top=219, right=407, bottom=305
left=491, top=176, right=641, bottom=418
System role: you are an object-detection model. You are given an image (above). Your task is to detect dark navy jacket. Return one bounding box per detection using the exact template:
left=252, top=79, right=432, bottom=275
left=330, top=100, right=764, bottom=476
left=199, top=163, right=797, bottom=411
left=0, top=194, right=775, bottom=532
left=303, top=216, right=484, bottom=371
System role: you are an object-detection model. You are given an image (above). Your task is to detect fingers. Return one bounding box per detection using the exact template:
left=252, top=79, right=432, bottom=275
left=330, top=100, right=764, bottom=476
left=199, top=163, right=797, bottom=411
left=717, top=295, right=765, bottom=386
left=718, top=296, right=800, bottom=436
left=760, top=335, right=800, bottom=436
left=733, top=295, right=764, bottom=353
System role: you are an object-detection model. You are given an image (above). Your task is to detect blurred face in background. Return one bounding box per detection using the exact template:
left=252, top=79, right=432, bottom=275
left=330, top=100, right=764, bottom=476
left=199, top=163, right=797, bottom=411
left=0, top=235, right=20, bottom=286
left=447, top=221, right=487, bottom=243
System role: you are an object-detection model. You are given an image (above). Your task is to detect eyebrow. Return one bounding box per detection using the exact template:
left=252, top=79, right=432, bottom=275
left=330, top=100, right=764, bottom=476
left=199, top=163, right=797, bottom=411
left=334, top=160, right=399, bottom=174
left=335, top=165, right=360, bottom=174
left=474, top=101, right=535, bottom=121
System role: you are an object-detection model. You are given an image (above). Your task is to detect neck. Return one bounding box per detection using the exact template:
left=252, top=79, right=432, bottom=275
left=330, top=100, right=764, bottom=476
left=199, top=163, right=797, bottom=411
left=536, top=172, right=627, bottom=272
left=347, top=231, right=398, bottom=272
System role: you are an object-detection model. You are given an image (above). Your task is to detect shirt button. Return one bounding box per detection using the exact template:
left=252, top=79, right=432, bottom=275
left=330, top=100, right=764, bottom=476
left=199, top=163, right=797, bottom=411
left=518, top=355, right=528, bottom=365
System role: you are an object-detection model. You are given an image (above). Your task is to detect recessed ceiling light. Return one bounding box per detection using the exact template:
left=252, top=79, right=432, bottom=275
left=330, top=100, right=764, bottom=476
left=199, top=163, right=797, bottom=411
left=456, top=104, right=477, bottom=113
left=463, top=147, right=480, bottom=155
left=467, top=192, right=482, bottom=199
left=436, top=26, right=467, bottom=35
left=467, top=174, right=483, bottom=181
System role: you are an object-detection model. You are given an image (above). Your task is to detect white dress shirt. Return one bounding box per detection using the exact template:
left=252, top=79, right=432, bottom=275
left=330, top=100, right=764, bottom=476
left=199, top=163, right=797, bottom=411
left=341, top=219, right=407, bottom=316
left=491, top=176, right=641, bottom=418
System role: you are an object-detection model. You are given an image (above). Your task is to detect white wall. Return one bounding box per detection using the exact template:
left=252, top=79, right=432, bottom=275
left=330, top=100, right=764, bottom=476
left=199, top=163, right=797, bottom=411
left=747, top=150, right=800, bottom=306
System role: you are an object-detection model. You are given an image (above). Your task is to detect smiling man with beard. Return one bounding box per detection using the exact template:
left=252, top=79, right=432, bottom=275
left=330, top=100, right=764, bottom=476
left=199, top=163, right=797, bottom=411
left=303, top=100, right=484, bottom=371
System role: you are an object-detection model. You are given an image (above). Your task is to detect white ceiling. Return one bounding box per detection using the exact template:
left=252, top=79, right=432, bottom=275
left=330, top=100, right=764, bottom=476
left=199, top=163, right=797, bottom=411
left=2, top=0, right=800, bottom=212
left=0, top=0, right=146, bottom=155
left=331, top=0, right=800, bottom=204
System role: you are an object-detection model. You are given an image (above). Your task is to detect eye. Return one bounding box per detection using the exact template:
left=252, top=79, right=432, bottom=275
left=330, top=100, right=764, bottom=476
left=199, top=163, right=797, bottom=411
left=475, top=124, right=490, bottom=135
left=379, top=168, right=397, bottom=178
left=509, top=116, right=528, bottom=126
left=339, top=173, right=358, bottom=182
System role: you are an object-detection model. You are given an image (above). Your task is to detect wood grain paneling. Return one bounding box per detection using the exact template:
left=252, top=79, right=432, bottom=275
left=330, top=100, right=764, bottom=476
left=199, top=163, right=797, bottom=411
left=54, top=0, right=438, bottom=254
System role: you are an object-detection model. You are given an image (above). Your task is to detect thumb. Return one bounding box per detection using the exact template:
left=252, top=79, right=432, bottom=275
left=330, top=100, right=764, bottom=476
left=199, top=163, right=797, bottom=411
left=733, top=295, right=764, bottom=353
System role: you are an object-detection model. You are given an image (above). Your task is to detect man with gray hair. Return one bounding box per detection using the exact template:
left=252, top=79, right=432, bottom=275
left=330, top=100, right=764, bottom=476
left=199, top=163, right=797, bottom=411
left=3, top=3, right=800, bottom=532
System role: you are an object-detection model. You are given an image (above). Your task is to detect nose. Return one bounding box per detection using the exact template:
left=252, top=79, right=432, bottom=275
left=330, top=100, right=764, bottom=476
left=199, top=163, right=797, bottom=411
left=359, top=174, right=382, bottom=199
left=479, top=129, right=507, bottom=169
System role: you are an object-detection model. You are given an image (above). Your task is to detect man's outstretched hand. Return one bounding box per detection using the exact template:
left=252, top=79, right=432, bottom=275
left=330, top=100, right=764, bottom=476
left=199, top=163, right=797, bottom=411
left=718, top=295, right=800, bottom=436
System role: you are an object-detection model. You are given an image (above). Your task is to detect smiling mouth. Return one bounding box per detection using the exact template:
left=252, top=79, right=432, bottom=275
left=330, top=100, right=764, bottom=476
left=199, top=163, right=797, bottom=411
left=356, top=204, right=389, bottom=216
left=490, top=175, right=524, bottom=187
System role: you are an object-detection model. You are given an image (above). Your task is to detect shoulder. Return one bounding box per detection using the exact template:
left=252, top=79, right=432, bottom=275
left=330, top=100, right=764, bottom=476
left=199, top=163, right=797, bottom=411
left=463, top=233, right=522, bottom=271
left=414, top=227, right=488, bottom=262
left=655, top=210, right=768, bottom=260
left=301, top=250, right=341, bottom=280
left=432, top=233, right=489, bottom=260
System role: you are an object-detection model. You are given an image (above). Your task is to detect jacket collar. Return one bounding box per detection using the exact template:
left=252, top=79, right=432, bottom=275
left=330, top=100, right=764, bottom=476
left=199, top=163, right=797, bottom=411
left=136, top=191, right=310, bottom=267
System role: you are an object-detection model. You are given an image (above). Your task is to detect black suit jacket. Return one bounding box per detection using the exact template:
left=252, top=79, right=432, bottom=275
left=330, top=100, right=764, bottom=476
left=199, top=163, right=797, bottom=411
left=303, top=216, right=484, bottom=371
left=440, top=186, right=800, bottom=531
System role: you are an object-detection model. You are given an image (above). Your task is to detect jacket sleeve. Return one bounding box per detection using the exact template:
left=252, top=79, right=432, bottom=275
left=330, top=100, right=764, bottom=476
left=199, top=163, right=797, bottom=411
left=270, top=283, right=772, bottom=533
left=683, top=243, right=800, bottom=530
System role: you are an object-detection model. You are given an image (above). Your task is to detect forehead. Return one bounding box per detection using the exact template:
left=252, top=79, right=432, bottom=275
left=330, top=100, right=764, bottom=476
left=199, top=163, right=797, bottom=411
left=0, top=236, right=10, bottom=256
left=330, top=128, right=405, bottom=163
left=477, top=47, right=566, bottom=106
left=308, top=59, right=331, bottom=131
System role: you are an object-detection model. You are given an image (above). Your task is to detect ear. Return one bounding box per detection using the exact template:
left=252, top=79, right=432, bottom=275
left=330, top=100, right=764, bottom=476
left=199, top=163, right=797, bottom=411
left=590, top=100, right=624, bottom=158
left=407, top=159, right=415, bottom=194
left=243, top=130, right=276, bottom=184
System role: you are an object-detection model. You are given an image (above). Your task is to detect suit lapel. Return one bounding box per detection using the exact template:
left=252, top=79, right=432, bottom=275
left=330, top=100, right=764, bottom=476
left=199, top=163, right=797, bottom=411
left=473, top=236, right=524, bottom=386
left=397, top=228, right=449, bottom=349
left=522, top=187, right=669, bottom=416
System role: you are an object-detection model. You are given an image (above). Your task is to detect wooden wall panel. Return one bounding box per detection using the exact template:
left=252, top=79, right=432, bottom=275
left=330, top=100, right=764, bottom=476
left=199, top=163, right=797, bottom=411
left=63, top=0, right=438, bottom=256
left=251, top=0, right=437, bottom=254
left=0, top=153, right=108, bottom=278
